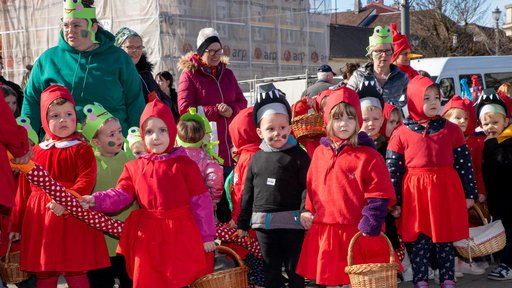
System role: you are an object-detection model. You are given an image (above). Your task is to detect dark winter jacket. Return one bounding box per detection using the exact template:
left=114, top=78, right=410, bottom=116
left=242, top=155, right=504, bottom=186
left=347, top=62, right=409, bottom=108
left=137, top=54, right=179, bottom=121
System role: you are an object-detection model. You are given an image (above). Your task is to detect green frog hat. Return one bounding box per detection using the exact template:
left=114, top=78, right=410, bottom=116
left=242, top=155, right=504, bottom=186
left=177, top=107, right=224, bottom=164
left=82, top=102, right=115, bottom=142
left=368, top=25, right=393, bottom=47
left=127, top=126, right=143, bottom=148
left=63, top=0, right=99, bottom=43
left=16, top=116, right=39, bottom=145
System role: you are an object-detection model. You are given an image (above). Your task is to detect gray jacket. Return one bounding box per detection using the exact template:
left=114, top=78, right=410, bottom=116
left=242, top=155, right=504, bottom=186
left=347, top=62, right=409, bottom=108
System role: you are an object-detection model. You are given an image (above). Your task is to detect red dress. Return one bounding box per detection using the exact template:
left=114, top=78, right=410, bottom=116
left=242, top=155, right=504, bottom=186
left=115, top=152, right=209, bottom=288
left=297, top=144, right=396, bottom=285
left=387, top=121, right=470, bottom=242
left=11, top=140, right=110, bottom=272
left=467, top=134, right=486, bottom=196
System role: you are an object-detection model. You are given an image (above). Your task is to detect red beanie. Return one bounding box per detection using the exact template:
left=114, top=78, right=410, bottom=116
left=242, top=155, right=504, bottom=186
left=441, top=95, right=477, bottom=136
left=390, top=23, right=411, bottom=64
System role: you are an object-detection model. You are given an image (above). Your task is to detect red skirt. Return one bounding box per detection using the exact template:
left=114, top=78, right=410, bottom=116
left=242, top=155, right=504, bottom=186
left=401, top=167, right=469, bottom=243
left=117, top=206, right=207, bottom=288
left=297, top=224, right=394, bottom=286
left=20, top=191, right=109, bottom=272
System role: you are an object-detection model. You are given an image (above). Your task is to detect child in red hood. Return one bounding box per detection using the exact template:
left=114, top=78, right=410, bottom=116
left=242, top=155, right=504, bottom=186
left=380, top=102, right=403, bottom=140
left=386, top=76, right=478, bottom=288
left=297, top=86, right=396, bottom=287
left=10, top=84, right=109, bottom=288
left=442, top=95, right=486, bottom=202
left=81, top=99, right=216, bottom=288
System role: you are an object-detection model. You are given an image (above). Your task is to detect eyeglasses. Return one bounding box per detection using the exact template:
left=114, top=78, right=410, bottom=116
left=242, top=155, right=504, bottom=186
left=205, top=48, right=223, bottom=56
left=123, top=45, right=145, bottom=52
left=372, top=49, right=393, bottom=56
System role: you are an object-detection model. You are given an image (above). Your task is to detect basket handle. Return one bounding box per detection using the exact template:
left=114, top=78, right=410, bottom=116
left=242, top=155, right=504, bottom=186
left=470, top=204, right=488, bottom=225
left=3, top=239, right=13, bottom=266
left=216, top=245, right=246, bottom=268
left=347, top=231, right=395, bottom=267
left=292, top=98, right=317, bottom=119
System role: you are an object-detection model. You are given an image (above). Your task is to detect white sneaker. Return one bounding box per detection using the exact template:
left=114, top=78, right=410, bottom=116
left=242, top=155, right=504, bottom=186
left=475, top=260, right=490, bottom=269
left=459, top=261, right=486, bottom=275
left=402, top=266, right=413, bottom=282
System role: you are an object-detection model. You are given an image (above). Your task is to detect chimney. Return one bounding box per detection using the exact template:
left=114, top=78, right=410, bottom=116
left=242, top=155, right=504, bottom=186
left=354, top=0, right=361, bottom=13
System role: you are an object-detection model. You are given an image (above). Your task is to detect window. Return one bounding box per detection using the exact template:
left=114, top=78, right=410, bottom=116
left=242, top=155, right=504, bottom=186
left=439, top=77, right=455, bottom=104
left=217, top=2, right=228, bottom=20
left=217, top=24, right=228, bottom=38
left=484, top=72, right=512, bottom=91
left=254, top=27, right=264, bottom=41
left=286, top=30, right=294, bottom=43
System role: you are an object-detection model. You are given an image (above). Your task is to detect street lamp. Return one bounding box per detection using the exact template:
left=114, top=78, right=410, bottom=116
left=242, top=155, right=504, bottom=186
left=492, top=7, right=501, bottom=55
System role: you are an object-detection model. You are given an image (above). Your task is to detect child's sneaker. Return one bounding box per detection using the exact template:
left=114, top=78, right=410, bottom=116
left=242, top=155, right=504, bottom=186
left=475, top=260, right=489, bottom=269
left=414, top=280, right=429, bottom=288
left=440, top=280, right=456, bottom=288
left=488, top=263, right=512, bottom=280
left=459, top=261, right=485, bottom=275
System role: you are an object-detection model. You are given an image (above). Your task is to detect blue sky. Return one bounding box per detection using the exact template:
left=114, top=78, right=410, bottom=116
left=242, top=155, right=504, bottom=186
left=333, top=0, right=508, bottom=28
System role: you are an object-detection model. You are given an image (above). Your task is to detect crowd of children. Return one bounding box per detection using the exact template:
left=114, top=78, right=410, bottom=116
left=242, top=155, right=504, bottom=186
left=2, top=8, right=512, bottom=288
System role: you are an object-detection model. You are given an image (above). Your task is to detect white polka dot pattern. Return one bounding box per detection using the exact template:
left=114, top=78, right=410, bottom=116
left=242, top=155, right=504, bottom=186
left=26, top=164, right=124, bottom=237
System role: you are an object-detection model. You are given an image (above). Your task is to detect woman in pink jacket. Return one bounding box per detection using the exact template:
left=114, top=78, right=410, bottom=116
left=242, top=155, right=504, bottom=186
left=177, top=27, right=247, bottom=169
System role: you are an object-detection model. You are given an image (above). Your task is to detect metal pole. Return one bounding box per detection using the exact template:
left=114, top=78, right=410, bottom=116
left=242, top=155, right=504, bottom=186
left=496, top=19, right=500, bottom=55
left=401, top=0, right=410, bottom=38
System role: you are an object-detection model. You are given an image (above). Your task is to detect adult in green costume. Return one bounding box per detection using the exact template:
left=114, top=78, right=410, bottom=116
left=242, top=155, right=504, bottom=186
left=22, top=0, right=144, bottom=137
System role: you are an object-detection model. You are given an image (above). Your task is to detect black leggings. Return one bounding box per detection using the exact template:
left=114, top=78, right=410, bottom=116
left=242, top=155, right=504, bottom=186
left=255, top=229, right=305, bottom=288
left=87, top=255, right=132, bottom=288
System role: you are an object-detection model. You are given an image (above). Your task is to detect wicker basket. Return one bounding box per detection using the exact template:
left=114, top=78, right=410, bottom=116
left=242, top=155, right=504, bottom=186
left=0, top=240, right=31, bottom=284
left=453, top=204, right=506, bottom=260
left=345, top=232, right=399, bottom=288
left=190, top=246, right=248, bottom=288
left=291, top=100, right=325, bottom=140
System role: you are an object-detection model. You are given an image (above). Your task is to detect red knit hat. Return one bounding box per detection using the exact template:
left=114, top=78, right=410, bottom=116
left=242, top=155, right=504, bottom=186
left=40, top=84, right=77, bottom=140
left=390, top=23, right=411, bottom=64
left=323, top=86, right=362, bottom=129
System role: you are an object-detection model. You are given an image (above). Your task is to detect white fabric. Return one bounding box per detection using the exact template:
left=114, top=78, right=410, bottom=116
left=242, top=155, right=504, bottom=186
left=360, top=97, right=382, bottom=110
left=39, top=139, right=82, bottom=149
left=479, top=104, right=506, bottom=117
left=196, top=27, right=220, bottom=48
left=256, top=103, right=288, bottom=123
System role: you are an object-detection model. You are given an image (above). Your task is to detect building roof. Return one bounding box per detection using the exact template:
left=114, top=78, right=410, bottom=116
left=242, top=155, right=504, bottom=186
left=330, top=9, right=374, bottom=26
left=329, top=24, right=373, bottom=59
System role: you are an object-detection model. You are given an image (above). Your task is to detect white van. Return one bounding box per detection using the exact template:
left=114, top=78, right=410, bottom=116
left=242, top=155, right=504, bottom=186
left=410, top=56, right=512, bottom=101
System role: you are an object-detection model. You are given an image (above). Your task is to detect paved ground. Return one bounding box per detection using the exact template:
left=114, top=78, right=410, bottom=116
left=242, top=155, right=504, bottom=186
left=6, top=264, right=511, bottom=288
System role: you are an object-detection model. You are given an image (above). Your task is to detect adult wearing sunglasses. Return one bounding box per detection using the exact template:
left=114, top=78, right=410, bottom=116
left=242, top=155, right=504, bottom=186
left=22, top=0, right=144, bottom=137
left=346, top=25, right=409, bottom=108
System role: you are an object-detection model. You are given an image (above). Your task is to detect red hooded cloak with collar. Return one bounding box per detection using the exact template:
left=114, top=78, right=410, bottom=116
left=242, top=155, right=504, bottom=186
left=407, top=76, right=439, bottom=122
